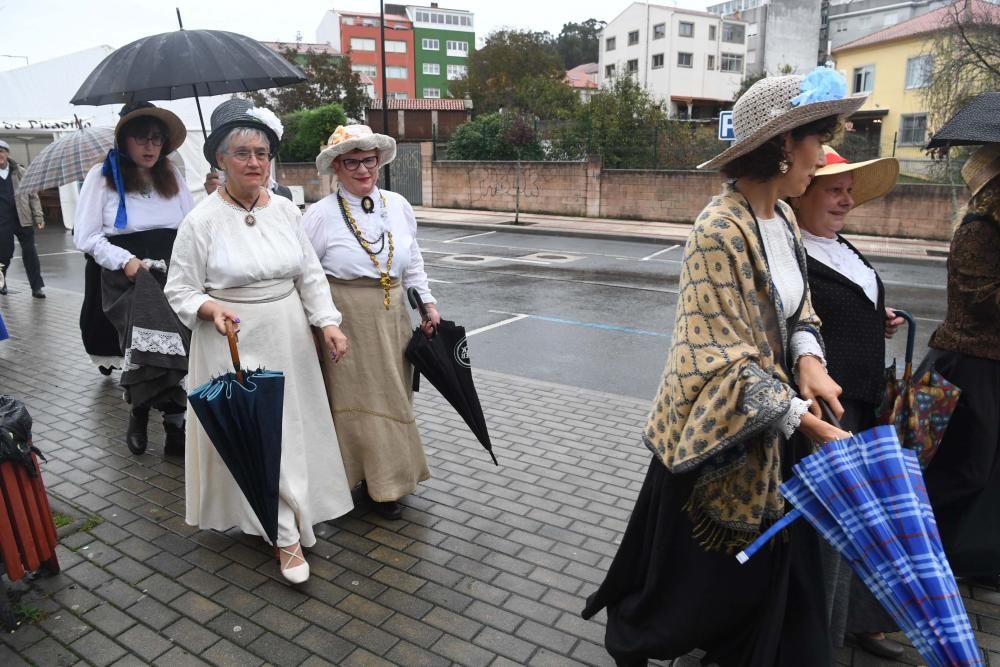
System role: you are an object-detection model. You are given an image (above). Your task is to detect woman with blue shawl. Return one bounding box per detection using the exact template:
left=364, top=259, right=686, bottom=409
left=74, top=103, right=193, bottom=457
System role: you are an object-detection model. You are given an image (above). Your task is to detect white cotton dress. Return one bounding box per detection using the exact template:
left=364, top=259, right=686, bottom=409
left=164, top=192, right=353, bottom=546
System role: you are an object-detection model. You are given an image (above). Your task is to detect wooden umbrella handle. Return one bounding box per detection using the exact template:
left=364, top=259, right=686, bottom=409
left=225, top=318, right=244, bottom=384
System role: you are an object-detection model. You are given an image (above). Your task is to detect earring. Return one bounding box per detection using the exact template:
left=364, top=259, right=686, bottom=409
left=778, top=159, right=791, bottom=174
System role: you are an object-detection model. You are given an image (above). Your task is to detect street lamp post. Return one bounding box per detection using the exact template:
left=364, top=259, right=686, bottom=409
left=380, top=0, right=392, bottom=190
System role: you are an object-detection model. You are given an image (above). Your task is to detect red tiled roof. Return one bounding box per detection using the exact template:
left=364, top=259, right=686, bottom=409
left=367, top=98, right=469, bottom=110
left=564, top=63, right=599, bottom=89
left=263, top=41, right=340, bottom=56
left=834, top=0, right=1000, bottom=53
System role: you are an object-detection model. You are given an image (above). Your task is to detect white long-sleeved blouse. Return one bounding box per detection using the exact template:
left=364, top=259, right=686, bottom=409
left=301, top=187, right=436, bottom=304
left=164, top=192, right=341, bottom=330
left=73, top=162, right=195, bottom=270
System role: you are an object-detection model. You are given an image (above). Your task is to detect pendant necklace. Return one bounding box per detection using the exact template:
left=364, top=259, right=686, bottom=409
left=224, top=185, right=262, bottom=226
left=361, top=196, right=375, bottom=214
left=337, top=191, right=394, bottom=308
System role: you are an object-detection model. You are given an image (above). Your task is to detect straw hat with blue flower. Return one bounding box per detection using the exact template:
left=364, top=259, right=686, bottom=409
left=699, top=67, right=868, bottom=170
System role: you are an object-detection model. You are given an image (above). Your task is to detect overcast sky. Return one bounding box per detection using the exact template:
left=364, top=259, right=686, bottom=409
left=0, top=0, right=715, bottom=72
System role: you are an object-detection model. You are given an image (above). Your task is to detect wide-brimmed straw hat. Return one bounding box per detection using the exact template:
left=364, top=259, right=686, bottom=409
left=698, top=67, right=867, bottom=171
left=811, top=145, right=898, bottom=207
left=115, top=102, right=186, bottom=155
left=961, top=143, right=1000, bottom=199
left=203, top=98, right=282, bottom=169
left=315, top=125, right=396, bottom=173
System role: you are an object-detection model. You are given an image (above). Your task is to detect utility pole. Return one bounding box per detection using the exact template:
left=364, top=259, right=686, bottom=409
left=380, top=0, right=392, bottom=190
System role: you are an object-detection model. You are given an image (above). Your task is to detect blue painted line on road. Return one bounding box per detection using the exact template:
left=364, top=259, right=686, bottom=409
left=489, top=310, right=670, bottom=337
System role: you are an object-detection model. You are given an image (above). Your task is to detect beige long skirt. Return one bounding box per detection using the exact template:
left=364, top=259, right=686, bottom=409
left=319, top=277, right=430, bottom=502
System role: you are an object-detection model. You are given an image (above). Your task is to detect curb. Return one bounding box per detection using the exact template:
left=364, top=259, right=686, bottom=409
left=417, top=219, right=949, bottom=264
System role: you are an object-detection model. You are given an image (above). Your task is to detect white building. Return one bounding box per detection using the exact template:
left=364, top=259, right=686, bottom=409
left=599, top=2, right=748, bottom=119
left=706, top=0, right=823, bottom=77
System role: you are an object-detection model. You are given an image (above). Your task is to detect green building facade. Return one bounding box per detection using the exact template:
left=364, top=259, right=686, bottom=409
left=396, top=4, right=475, bottom=99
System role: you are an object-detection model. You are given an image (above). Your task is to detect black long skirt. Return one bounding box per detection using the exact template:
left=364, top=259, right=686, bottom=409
left=923, top=349, right=1000, bottom=577
left=582, top=441, right=830, bottom=667
left=80, top=254, right=123, bottom=358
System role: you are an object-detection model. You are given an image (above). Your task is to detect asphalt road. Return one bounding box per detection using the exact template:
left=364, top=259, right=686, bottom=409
left=8, top=224, right=948, bottom=400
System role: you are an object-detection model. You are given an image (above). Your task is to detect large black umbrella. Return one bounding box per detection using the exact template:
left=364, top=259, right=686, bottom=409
left=187, top=323, right=285, bottom=544
left=406, top=289, right=497, bottom=465
left=926, top=92, right=1000, bottom=149
left=70, top=12, right=306, bottom=136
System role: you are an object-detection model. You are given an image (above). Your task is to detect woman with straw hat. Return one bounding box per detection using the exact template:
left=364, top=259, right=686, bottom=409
left=74, top=102, right=193, bottom=457
left=789, top=145, right=906, bottom=660
left=922, top=143, right=1000, bottom=582
left=165, top=99, right=354, bottom=584
left=303, top=125, right=440, bottom=521
left=583, top=67, right=865, bottom=666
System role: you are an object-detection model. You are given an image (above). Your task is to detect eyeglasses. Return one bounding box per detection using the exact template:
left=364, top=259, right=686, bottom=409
left=227, top=149, right=273, bottom=163
left=340, top=156, right=378, bottom=171
left=132, top=134, right=165, bottom=147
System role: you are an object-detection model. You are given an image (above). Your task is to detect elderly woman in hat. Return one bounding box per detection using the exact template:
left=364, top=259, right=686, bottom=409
left=583, top=68, right=866, bottom=666
left=923, top=143, right=1000, bottom=582
left=789, top=146, right=905, bottom=659
left=164, top=99, right=353, bottom=584
left=302, top=125, right=440, bottom=521
left=74, top=102, right=194, bottom=457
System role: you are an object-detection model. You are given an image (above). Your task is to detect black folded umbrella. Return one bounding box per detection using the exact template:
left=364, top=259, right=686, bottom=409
left=187, top=324, right=285, bottom=544
left=406, top=288, right=497, bottom=465
left=926, top=92, right=1000, bottom=149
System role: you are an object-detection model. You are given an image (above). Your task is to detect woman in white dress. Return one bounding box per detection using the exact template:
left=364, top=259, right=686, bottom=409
left=303, top=125, right=440, bottom=521
left=164, top=100, right=353, bottom=584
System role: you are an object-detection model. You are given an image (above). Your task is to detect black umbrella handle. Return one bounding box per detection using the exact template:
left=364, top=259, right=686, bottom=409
left=407, top=287, right=429, bottom=320
left=889, top=309, right=915, bottom=380
left=817, top=398, right=842, bottom=430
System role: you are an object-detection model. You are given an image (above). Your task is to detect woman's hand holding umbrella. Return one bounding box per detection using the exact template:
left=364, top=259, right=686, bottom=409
left=321, top=325, right=348, bottom=362
left=797, top=355, right=845, bottom=419
left=420, top=303, right=441, bottom=337
left=800, top=412, right=851, bottom=444
left=884, top=308, right=904, bottom=338
left=197, top=301, right=241, bottom=336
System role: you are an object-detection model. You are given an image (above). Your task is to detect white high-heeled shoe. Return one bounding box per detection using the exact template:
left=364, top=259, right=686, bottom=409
left=276, top=542, right=309, bottom=584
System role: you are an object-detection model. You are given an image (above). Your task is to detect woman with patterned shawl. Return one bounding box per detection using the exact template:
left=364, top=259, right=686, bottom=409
left=582, top=68, right=866, bottom=667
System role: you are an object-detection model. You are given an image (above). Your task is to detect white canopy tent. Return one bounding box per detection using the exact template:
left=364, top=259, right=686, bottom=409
left=0, top=46, right=239, bottom=228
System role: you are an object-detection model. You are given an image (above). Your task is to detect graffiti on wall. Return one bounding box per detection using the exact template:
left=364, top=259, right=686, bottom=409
left=475, top=165, right=544, bottom=201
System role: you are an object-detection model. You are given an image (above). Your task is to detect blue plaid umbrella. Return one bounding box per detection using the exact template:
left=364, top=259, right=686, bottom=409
left=737, top=425, right=981, bottom=667
left=0, top=311, right=7, bottom=341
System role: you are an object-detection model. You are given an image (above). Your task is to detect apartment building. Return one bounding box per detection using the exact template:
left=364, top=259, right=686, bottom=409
left=316, top=4, right=474, bottom=100
left=706, top=0, right=823, bottom=76
left=599, top=2, right=748, bottom=119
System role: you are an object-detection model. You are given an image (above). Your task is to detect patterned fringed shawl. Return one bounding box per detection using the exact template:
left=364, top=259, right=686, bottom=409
left=644, top=183, right=822, bottom=553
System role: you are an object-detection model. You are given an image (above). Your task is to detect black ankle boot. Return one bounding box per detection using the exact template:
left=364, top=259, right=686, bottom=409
left=163, top=417, right=185, bottom=457
left=126, top=407, right=150, bottom=455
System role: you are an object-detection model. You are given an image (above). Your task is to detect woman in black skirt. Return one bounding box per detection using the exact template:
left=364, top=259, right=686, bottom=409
left=582, top=68, right=864, bottom=667
left=923, top=143, right=1000, bottom=580
left=73, top=103, right=194, bottom=457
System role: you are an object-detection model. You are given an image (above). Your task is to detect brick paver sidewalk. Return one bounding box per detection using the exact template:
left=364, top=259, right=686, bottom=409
left=1, top=283, right=998, bottom=667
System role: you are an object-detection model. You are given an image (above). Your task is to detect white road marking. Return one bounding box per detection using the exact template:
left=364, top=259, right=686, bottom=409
left=422, top=238, right=682, bottom=263
left=465, top=314, right=529, bottom=336
left=11, top=250, right=82, bottom=259
left=640, top=245, right=680, bottom=261
left=445, top=231, right=497, bottom=243
left=495, top=256, right=551, bottom=265
left=882, top=280, right=946, bottom=290
left=427, top=278, right=452, bottom=284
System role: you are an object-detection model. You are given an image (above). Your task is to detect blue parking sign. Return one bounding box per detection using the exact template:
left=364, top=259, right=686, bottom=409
left=718, top=111, right=735, bottom=141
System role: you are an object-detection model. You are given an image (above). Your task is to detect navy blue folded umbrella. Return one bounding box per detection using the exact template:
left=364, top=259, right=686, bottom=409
left=187, top=324, right=284, bottom=544
left=737, top=418, right=981, bottom=666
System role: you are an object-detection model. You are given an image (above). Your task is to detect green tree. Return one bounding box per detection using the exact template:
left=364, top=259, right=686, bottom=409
left=451, top=29, right=565, bottom=115
left=515, top=77, right=580, bottom=121
left=248, top=47, right=366, bottom=119
left=447, top=112, right=544, bottom=161
left=554, top=75, right=669, bottom=168
left=556, top=19, right=606, bottom=69
left=280, top=103, right=348, bottom=162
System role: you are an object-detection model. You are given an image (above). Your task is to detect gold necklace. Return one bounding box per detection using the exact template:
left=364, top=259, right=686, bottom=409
left=337, top=192, right=394, bottom=309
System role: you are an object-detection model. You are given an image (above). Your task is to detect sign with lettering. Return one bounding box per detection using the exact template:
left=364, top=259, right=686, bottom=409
left=0, top=118, right=93, bottom=130
left=718, top=111, right=735, bottom=141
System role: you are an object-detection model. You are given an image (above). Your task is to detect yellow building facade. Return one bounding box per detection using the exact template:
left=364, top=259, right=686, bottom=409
left=833, top=35, right=934, bottom=171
